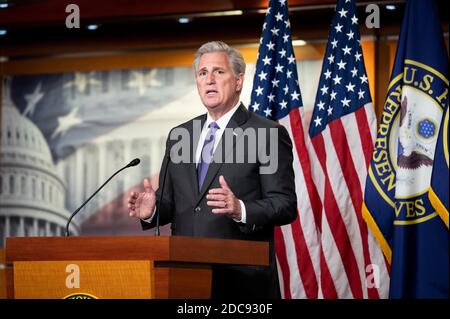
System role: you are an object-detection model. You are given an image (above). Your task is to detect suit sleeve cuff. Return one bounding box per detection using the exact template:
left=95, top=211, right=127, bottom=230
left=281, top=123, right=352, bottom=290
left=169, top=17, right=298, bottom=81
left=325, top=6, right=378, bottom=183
left=141, top=207, right=156, bottom=223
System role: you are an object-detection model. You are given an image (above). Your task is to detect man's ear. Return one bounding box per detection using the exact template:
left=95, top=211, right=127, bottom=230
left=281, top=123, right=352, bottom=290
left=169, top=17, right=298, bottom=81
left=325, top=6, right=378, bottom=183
left=235, top=73, right=244, bottom=92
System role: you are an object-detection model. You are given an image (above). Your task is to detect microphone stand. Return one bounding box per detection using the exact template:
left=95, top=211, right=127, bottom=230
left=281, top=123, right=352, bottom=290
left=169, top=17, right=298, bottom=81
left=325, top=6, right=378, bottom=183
left=155, top=152, right=170, bottom=236
left=65, top=159, right=140, bottom=237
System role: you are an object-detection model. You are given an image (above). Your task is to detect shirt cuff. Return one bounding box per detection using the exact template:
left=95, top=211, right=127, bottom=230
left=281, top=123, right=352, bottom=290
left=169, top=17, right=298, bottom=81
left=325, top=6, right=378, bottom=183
left=141, top=207, right=156, bottom=223
left=233, top=200, right=247, bottom=224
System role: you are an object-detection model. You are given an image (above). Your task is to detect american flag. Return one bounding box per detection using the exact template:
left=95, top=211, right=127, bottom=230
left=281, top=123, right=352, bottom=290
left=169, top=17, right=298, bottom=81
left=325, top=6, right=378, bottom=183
left=308, top=0, right=388, bottom=298
left=251, top=0, right=389, bottom=298
left=250, top=0, right=322, bottom=298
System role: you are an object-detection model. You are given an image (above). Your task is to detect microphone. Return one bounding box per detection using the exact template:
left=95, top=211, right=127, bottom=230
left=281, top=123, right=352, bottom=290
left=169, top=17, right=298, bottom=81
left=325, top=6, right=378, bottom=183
left=65, top=158, right=141, bottom=237
left=155, top=152, right=170, bottom=236
left=126, top=158, right=141, bottom=168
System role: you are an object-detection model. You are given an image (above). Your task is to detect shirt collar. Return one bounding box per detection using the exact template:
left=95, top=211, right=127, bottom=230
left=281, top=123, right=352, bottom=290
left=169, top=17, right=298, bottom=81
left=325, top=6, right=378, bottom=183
left=204, top=101, right=241, bottom=130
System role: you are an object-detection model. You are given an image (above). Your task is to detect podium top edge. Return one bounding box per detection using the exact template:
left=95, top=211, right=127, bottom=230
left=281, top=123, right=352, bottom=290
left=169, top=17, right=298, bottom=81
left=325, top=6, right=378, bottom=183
left=4, top=235, right=269, bottom=266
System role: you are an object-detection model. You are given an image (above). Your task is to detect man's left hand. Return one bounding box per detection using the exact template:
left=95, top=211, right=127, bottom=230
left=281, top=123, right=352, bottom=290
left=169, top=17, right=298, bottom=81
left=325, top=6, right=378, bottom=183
left=207, top=175, right=242, bottom=221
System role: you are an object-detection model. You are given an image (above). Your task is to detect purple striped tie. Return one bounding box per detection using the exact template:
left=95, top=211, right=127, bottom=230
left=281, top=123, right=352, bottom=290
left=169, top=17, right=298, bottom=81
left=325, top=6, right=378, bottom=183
left=197, top=122, right=219, bottom=190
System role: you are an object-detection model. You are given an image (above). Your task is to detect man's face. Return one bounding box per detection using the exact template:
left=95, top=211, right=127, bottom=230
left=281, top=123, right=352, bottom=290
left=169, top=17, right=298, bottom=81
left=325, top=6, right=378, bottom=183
left=196, top=52, right=243, bottom=113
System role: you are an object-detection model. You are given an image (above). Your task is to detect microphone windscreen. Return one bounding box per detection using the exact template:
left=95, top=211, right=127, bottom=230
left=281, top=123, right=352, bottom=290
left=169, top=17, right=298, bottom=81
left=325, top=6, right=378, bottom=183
left=127, top=158, right=141, bottom=167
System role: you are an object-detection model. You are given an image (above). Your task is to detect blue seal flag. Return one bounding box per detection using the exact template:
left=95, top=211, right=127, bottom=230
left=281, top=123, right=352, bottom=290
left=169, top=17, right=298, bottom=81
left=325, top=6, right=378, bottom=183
left=362, top=0, right=449, bottom=298
left=429, top=100, right=449, bottom=228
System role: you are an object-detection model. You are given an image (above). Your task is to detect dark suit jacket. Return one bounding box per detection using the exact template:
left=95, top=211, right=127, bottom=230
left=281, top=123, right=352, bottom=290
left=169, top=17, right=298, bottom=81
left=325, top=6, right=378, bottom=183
left=142, top=104, right=297, bottom=299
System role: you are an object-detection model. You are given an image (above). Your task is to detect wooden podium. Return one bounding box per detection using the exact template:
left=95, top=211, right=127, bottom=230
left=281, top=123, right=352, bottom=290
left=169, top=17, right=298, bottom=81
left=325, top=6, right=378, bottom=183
left=5, top=236, right=268, bottom=299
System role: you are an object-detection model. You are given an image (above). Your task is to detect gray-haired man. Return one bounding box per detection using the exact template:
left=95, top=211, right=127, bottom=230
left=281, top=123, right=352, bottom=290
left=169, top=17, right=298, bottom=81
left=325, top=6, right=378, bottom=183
left=128, top=41, right=297, bottom=299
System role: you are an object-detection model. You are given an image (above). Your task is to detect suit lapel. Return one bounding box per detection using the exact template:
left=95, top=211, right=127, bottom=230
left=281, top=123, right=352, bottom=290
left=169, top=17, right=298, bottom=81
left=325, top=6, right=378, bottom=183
left=196, top=104, right=250, bottom=204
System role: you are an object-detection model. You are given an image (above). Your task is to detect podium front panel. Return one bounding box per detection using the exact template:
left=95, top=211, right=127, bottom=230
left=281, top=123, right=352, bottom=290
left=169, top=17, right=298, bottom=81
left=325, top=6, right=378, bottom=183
left=13, top=260, right=153, bottom=299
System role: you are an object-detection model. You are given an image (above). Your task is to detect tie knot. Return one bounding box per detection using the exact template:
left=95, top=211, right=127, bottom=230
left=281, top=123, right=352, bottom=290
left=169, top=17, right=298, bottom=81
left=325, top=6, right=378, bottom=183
left=209, top=122, right=219, bottom=130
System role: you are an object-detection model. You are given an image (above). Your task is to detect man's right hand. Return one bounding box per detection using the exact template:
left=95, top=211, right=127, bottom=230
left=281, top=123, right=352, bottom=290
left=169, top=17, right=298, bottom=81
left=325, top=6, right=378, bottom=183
left=128, top=178, right=156, bottom=220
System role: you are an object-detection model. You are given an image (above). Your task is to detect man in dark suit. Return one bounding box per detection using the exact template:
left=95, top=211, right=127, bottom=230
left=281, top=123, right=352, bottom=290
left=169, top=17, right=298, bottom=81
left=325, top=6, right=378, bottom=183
left=128, top=41, right=297, bottom=299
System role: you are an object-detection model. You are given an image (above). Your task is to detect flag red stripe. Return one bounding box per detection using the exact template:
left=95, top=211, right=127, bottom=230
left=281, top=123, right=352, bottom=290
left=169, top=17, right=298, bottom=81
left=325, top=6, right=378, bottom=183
left=308, top=134, right=337, bottom=298
left=282, top=109, right=321, bottom=298
left=328, top=119, right=363, bottom=214
left=311, top=132, right=364, bottom=298
left=289, top=108, right=323, bottom=227
left=290, top=214, right=319, bottom=298
left=319, top=246, right=338, bottom=298
left=274, top=225, right=292, bottom=299
left=355, top=106, right=374, bottom=168
left=357, top=107, right=391, bottom=294
left=329, top=118, right=379, bottom=299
